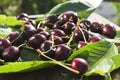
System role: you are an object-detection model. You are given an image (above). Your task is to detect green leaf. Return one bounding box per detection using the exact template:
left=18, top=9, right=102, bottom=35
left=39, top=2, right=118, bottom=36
left=67, top=41, right=118, bottom=73
left=20, top=47, right=40, bottom=61
left=0, top=61, right=55, bottom=74
left=110, top=54, right=120, bottom=72
left=47, top=0, right=103, bottom=15
left=89, top=42, right=118, bottom=73
left=0, top=15, right=6, bottom=21
left=82, top=70, right=106, bottom=80
left=0, top=15, right=22, bottom=29
left=0, top=24, right=13, bottom=34
left=115, top=30, right=120, bottom=39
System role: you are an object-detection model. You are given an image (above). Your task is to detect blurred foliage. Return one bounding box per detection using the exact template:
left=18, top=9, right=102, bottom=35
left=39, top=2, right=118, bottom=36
left=112, top=2, right=120, bottom=26
left=0, top=0, right=67, bottom=16
left=0, top=0, right=120, bottom=27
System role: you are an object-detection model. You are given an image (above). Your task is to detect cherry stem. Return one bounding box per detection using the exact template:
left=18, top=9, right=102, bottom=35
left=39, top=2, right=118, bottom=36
left=42, top=34, right=54, bottom=54
left=36, top=49, right=79, bottom=74
left=78, top=26, right=87, bottom=43
left=11, top=23, right=25, bottom=44
left=66, top=23, right=79, bottom=46
left=18, top=43, right=26, bottom=48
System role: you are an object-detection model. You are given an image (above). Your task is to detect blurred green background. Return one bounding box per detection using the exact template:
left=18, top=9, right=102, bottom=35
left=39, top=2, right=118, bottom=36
left=0, top=0, right=67, bottom=15
left=0, top=0, right=120, bottom=26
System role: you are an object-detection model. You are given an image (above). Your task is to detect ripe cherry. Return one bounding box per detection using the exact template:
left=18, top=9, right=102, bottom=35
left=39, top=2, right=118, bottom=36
left=50, top=29, right=66, bottom=37
left=0, top=39, right=11, bottom=53
left=27, top=19, right=36, bottom=27
left=45, top=15, right=58, bottom=28
left=23, top=23, right=36, bottom=39
left=73, top=29, right=89, bottom=43
left=90, top=22, right=102, bottom=34
left=40, top=40, right=55, bottom=60
left=60, top=11, right=78, bottom=24
left=53, top=20, right=65, bottom=29
left=63, top=22, right=75, bottom=35
left=55, top=44, right=72, bottom=60
left=39, top=31, right=50, bottom=39
left=28, top=33, right=46, bottom=49
left=102, top=24, right=116, bottom=38
left=7, top=32, right=19, bottom=42
left=71, top=58, right=88, bottom=75
left=89, top=36, right=101, bottom=43
left=2, top=46, right=20, bottom=62
left=36, top=27, right=46, bottom=33
left=76, top=41, right=87, bottom=50
left=16, top=13, right=28, bottom=20
left=80, top=20, right=91, bottom=30
left=49, top=35, right=63, bottom=45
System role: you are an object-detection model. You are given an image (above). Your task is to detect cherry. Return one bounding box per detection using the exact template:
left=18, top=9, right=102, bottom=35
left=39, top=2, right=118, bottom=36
left=40, top=40, right=52, bottom=51
left=89, top=36, right=101, bottom=43
left=50, top=29, right=66, bottom=37
left=6, top=32, right=19, bottom=42
left=28, top=33, right=46, bottom=49
left=20, top=17, right=29, bottom=22
left=80, top=20, right=91, bottom=30
left=45, top=15, right=58, bottom=28
left=36, top=27, right=46, bottom=33
left=71, top=58, right=88, bottom=74
left=39, top=31, right=50, bottom=39
left=53, top=20, right=65, bottom=29
left=49, top=35, right=63, bottom=45
left=63, top=22, right=75, bottom=35
left=102, top=24, right=116, bottom=38
left=55, top=44, right=72, bottom=60
left=90, top=22, right=102, bottom=34
left=76, top=41, right=87, bottom=50
left=73, top=29, right=89, bottom=43
left=27, top=19, right=36, bottom=27
left=16, top=13, right=28, bottom=20
left=23, top=23, right=36, bottom=39
left=40, top=40, right=55, bottom=60
left=0, top=39, right=11, bottom=53
left=60, top=11, right=78, bottom=24
left=2, top=46, right=20, bottom=62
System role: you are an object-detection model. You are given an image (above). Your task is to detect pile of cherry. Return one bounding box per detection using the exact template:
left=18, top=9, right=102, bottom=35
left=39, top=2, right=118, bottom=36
left=0, top=11, right=116, bottom=75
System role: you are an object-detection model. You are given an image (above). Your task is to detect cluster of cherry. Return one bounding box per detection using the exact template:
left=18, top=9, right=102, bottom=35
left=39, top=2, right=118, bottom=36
left=0, top=11, right=116, bottom=75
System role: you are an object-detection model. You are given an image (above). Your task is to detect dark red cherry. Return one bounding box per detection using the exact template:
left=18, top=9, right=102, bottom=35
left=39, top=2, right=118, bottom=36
left=28, top=33, right=46, bottom=49
left=23, top=23, right=36, bottom=39
left=49, top=35, right=63, bottom=45
left=53, top=20, right=65, bottom=29
left=7, top=32, right=19, bottom=42
left=90, top=22, right=102, bottom=34
left=28, top=19, right=36, bottom=27
left=40, top=40, right=52, bottom=51
left=60, top=11, right=78, bottom=24
left=89, top=36, right=101, bottom=43
left=50, top=29, right=66, bottom=37
left=102, top=24, right=116, bottom=38
left=71, top=58, right=88, bottom=74
left=45, top=15, right=58, bottom=28
left=39, top=31, right=50, bottom=39
left=40, top=40, right=55, bottom=60
left=73, top=29, right=89, bottom=43
left=16, top=13, right=28, bottom=20
left=80, top=20, right=91, bottom=30
left=55, top=44, right=72, bottom=60
left=36, top=27, right=46, bottom=33
left=63, top=22, right=75, bottom=35
left=0, top=39, right=11, bottom=52
left=2, top=46, right=20, bottom=62
left=76, top=41, right=87, bottom=50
